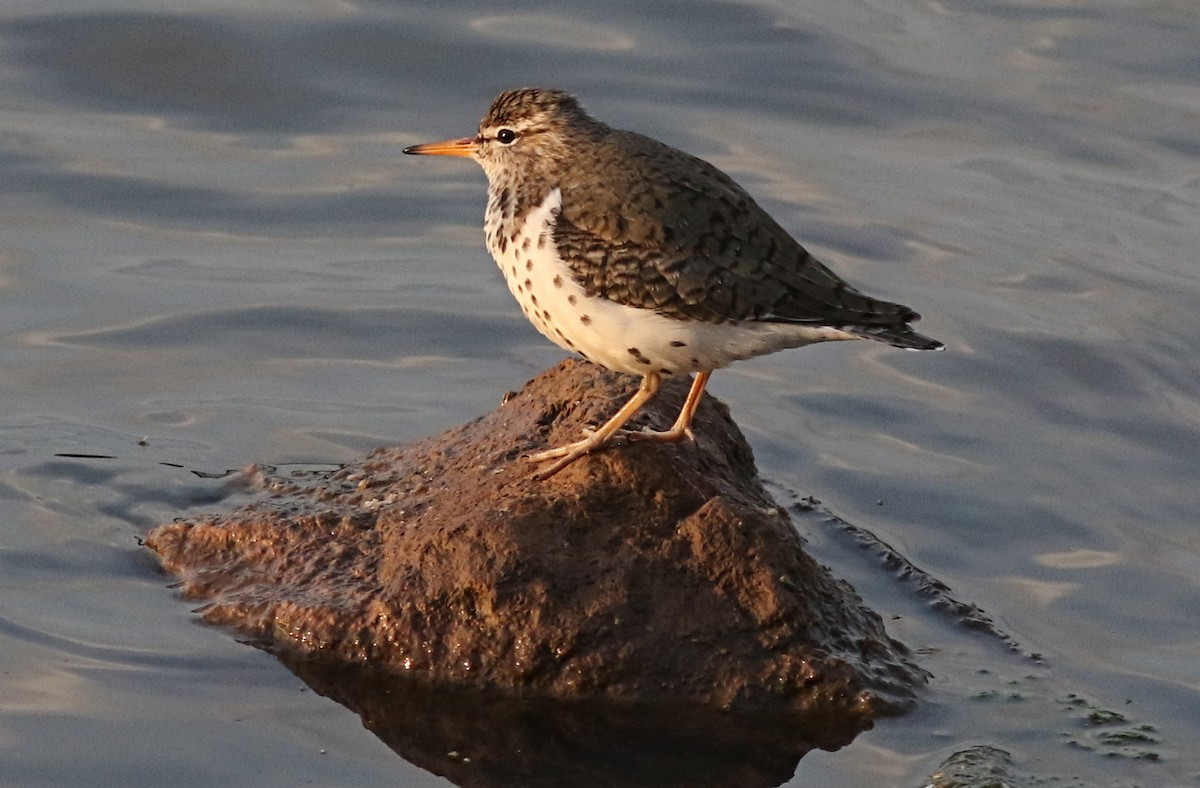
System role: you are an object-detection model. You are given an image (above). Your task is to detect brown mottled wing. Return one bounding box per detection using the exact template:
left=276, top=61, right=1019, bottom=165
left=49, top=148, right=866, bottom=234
left=553, top=129, right=928, bottom=334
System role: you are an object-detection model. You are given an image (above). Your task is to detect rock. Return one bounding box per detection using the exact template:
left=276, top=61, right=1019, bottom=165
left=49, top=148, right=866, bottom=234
left=924, top=745, right=1022, bottom=788
left=147, top=360, right=924, bottom=733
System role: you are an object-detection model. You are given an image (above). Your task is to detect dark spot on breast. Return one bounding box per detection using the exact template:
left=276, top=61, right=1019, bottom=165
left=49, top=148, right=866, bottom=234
left=567, top=294, right=577, bottom=306
left=660, top=368, right=672, bottom=374
left=669, top=340, right=687, bottom=347
left=542, top=309, right=551, bottom=320
left=522, top=237, right=532, bottom=251
left=498, top=236, right=508, bottom=253
left=553, top=275, right=563, bottom=288
left=580, top=314, right=592, bottom=326
left=691, top=357, right=700, bottom=366
left=628, top=347, right=651, bottom=366
left=530, top=294, right=538, bottom=306
left=525, top=259, right=533, bottom=271
left=524, top=278, right=532, bottom=289
left=537, top=234, right=547, bottom=249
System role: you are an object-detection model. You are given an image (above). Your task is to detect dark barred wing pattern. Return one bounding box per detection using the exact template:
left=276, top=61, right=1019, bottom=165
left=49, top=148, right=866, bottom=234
left=552, top=129, right=942, bottom=351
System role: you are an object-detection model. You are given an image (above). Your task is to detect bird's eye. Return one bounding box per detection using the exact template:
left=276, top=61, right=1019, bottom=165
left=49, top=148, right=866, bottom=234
left=496, top=128, right=518, bottom=145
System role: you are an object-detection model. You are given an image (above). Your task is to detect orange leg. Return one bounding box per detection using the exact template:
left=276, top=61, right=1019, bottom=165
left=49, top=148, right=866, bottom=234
left=528, top=371, right=714, bottom=479
left=624, top=371, right=711, bottom=443
left=529, top=372, right=663, bottom=479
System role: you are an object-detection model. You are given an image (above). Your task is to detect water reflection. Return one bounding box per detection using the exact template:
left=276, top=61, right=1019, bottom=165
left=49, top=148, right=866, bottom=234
left=282, top=655, right=858, bottom=788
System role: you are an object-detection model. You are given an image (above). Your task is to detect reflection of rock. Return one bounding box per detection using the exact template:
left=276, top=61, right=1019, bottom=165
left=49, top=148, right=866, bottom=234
left=284, top=657, right=840, bottom=788
left=148, top=359, right=924, bottom=729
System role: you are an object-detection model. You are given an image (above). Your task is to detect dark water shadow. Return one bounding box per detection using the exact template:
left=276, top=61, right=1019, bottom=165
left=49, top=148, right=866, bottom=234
left=280, top=654, right=863, bottom=788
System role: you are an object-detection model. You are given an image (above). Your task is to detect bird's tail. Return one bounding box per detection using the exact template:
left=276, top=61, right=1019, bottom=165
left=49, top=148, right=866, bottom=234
left=847, top=324, right=944, bottom=351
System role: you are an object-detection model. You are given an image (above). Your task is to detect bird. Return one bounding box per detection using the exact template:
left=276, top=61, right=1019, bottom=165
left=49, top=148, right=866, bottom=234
left=404, top=88, right=942, bottom=479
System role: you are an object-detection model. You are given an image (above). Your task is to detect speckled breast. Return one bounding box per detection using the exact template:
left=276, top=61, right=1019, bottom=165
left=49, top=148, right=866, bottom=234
left=484, top=189, right=845, bottom=376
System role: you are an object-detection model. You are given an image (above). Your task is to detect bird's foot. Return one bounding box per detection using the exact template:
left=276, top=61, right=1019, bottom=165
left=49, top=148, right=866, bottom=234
left=525, top=371, right=672, bottom=480
left=527, top=432, right=616, bottom=480
left=621, top=424, right=696, bottom=444
left=527, top=423, right=695, bottom=480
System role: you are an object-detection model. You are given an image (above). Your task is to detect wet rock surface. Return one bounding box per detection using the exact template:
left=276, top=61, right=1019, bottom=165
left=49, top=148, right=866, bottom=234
left=148, top=360, right=925, bottom=735
left=924, top=745, right=1022, bottom=788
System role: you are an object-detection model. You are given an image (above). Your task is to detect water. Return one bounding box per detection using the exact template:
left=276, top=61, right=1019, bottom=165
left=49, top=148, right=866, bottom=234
left=1, top=1, right=1198, bottom=785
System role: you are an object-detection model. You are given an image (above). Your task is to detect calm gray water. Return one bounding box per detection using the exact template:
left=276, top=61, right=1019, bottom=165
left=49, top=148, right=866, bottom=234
left=2, top=1, right=1198, bottom=785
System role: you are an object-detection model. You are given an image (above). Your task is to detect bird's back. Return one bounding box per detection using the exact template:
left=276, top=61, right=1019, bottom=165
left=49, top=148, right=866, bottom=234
left=551, top=127, right=941, bottom=350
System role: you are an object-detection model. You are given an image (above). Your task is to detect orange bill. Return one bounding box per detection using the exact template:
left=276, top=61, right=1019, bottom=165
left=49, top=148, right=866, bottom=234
left=402, top=136, right=477, bottom=157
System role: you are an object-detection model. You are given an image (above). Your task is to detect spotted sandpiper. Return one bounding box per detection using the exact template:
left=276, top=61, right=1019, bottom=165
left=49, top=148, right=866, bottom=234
left=405, top=88, right=942, bottom=479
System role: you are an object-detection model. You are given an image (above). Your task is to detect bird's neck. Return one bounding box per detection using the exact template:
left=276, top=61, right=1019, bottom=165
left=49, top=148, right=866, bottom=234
left=486, top=176, right=555, bottom=235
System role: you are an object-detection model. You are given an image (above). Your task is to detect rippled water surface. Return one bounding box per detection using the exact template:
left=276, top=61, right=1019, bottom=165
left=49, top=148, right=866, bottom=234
left=2, top=1, right=1198, bottom=785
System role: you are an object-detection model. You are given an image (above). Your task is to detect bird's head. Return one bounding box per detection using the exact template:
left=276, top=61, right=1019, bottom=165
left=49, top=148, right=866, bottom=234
left=404, top=88, right=601, bottom=182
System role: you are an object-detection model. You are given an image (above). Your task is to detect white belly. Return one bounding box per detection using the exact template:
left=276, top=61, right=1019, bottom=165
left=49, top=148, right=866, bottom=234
left=486, top=189, right=855, bottom=375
